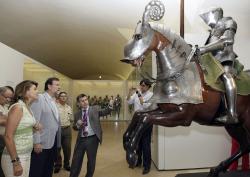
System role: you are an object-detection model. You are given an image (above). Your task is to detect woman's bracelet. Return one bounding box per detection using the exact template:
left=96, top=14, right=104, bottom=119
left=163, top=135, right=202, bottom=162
left=11, top=157, right=20, bottom=163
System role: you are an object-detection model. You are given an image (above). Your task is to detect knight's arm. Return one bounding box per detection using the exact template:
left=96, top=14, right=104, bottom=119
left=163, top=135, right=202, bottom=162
left=199, top=30, right=235, bottom=55
left=199, top=19, right=237, bottom=55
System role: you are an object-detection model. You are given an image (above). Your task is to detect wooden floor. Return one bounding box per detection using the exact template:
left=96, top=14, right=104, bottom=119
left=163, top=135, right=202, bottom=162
left=53, top=121, right=209, bottom=177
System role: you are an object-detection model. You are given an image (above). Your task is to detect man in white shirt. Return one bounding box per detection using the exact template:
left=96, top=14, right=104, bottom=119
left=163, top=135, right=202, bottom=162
left=54, top=91, right=73, bottom=173
left=127, top=79, right=153, bottom=175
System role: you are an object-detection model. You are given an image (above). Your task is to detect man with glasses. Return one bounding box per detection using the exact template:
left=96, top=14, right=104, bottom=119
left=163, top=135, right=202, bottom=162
left=0, top=86, right=14, bottom=114
left=0, top=86, right=14, bottom=177
left=54, top=91, right=73, bottom=173
left=127, top=79, right=153, bottom=175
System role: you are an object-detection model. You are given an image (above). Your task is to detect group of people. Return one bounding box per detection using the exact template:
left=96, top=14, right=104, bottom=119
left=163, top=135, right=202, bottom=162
left=0, top=77, right=110, bottom=177
left=88, top=94, right=122, bottom=119
left=0, top=76, right=154, bottom=177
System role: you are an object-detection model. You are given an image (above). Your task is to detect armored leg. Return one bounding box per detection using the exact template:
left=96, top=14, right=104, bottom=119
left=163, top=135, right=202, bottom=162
left=216, top=72, right=238, bottom=124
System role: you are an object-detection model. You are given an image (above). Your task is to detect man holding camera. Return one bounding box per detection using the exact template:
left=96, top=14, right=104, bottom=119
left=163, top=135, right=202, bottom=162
left=127, top=79, right=153, bottom=175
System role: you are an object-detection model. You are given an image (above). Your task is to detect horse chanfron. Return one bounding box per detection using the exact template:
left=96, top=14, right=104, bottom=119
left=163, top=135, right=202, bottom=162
left=121, top=0, right=165, bottom=67
left=121, top=22, right=154, bottom=67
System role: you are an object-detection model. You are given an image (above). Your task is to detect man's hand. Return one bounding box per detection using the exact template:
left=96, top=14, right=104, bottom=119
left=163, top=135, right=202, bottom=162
left=33, top=122, right=43, bottom=132
left=127, top=87, right=137, bottom=100
left=129, top=87, right=136, bottom=94
left=76, top=120, right=83, bottom=129
left=34, top=144, right=42, bottom=154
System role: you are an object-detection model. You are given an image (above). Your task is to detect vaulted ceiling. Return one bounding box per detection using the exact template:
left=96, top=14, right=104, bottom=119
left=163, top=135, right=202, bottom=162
left=0, top=0, right=249, bottom=80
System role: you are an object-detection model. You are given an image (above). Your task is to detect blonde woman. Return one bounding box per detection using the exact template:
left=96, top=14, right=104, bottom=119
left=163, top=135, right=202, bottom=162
left=1, top=80, right=41, bottom=177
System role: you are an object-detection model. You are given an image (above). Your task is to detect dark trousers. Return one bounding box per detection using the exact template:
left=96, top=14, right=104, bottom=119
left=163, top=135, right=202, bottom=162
left=115, top=106, right=121, bottom=118
left=137, top=125, right=153, bottom=170
left=0, top=136, right=5, bottom=177
left=29, top=139, right=57, bottom=177
left=70, top=135, right=99, bottom=177
left=54, top=126, right=72, bottom=169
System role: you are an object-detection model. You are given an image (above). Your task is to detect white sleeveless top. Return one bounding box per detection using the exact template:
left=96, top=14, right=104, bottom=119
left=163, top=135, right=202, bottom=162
left=3, top=100, right=36, bottom=155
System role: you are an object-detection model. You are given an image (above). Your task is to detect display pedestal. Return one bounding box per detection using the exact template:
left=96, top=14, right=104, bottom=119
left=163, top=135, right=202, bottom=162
left=175, top=170, right=250, bottom=177
left=151, top=123, right=231, bottom=170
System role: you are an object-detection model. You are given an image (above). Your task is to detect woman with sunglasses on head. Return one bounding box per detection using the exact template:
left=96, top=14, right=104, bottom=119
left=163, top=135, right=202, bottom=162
left=1, top=80, right=42, bottom=177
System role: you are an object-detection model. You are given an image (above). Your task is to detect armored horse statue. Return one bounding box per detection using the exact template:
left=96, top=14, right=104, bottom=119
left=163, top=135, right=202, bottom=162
left=121, top=1, right=250, bottom=177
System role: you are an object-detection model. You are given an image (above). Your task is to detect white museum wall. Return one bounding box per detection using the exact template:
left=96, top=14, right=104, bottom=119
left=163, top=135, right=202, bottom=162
left=0, top=42, right=24, bottom=87
left=0, top=41, right=73, bottom=101
left=151, top=0, right=250, bottom=169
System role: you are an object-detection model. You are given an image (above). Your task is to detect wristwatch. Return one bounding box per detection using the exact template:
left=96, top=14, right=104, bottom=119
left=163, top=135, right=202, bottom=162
left=11, top=157, right=20, bottom=163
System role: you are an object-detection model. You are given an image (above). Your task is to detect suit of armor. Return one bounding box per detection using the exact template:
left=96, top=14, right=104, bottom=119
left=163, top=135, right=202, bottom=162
left=199, top=7, right=238, bottom=124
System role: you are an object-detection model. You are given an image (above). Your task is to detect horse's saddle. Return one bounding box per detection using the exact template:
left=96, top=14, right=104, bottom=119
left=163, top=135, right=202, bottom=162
left=199, top=53, right=250, bottom=95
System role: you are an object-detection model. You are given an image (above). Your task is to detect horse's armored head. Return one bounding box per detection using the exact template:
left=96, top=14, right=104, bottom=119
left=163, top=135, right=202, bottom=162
left=121, top=0, right=165, bottom=67
left=121, top=21, right=155, bottom=67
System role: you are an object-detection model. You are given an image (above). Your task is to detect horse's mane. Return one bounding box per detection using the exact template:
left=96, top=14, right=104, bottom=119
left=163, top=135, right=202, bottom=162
left=149, top=22, right=192, bottom=56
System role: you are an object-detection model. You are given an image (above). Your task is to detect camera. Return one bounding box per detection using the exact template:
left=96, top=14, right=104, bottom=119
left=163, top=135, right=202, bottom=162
left=136, top=90, right=141, bottom=97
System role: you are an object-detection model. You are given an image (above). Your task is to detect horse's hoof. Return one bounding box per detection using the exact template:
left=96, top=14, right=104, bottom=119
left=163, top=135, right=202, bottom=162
left=207, top=168, right=219, bottom=177
left=126, top=151, right=138, bottom=168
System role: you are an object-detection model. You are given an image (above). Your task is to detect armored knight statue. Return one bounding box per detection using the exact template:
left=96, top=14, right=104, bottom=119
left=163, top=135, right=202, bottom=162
left=198, top=7, right=238, bottom=124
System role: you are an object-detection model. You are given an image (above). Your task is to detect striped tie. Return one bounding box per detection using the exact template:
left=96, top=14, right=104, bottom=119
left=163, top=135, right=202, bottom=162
left=82, top=110, right=88, bottom=137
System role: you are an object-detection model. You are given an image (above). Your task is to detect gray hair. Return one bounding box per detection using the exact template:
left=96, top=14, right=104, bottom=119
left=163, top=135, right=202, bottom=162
left=0, top=87, right=8, bottom=94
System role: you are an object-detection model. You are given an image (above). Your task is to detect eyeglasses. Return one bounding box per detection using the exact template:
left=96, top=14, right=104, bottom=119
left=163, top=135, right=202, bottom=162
left=0, top=94, right=12, bottom=100
left=140, top=84, right=147, bottom=87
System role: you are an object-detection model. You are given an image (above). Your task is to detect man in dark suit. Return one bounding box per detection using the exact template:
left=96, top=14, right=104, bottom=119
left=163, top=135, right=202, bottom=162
left=70, top=93, right=107, bottom=177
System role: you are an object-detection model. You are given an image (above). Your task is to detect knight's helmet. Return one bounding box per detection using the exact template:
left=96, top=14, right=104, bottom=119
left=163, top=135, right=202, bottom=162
left=122, top=0, right=165, bottom=63
left=200, top=7, right=223, bottom=28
